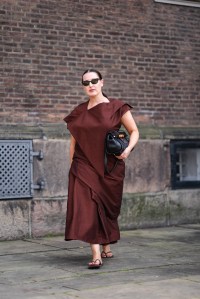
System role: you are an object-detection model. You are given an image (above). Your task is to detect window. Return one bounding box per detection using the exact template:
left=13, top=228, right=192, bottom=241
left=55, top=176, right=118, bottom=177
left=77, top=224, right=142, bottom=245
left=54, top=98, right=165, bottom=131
left=154, top=0, right=200, bottom=8
left=170, top=140, right=200, bottom=189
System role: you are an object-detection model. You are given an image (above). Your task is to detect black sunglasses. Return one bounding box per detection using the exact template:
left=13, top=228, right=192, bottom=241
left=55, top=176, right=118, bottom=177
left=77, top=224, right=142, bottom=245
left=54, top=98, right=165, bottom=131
left=82, top=78, right=100, bottom=86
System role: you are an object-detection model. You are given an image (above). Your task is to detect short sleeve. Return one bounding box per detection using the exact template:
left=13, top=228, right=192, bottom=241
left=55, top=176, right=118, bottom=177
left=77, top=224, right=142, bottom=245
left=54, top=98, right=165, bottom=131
left=119, top=103, right=132, bottom=118
left=63, top=102, right=86, bottom=125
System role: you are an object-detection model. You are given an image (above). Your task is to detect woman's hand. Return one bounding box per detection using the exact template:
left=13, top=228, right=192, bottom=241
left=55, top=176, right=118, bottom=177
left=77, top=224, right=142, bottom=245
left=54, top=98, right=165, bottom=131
left=116, top=146, right=132, bottom=160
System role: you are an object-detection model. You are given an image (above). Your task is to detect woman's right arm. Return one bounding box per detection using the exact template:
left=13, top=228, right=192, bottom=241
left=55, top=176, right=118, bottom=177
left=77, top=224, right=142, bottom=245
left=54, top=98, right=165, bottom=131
left=69, top=135, right=76, bottom=164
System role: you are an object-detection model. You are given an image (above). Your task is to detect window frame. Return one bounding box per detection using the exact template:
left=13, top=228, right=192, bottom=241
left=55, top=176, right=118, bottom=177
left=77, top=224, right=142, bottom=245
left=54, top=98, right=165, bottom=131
left=154, top=0, right=200, bottom=8
left=170, top=140, right=200, bottom=190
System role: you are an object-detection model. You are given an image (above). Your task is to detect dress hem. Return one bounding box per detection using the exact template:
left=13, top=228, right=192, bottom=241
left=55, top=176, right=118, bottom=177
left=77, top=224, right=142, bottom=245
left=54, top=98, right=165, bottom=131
left=64, top=237, right=119, bottom=245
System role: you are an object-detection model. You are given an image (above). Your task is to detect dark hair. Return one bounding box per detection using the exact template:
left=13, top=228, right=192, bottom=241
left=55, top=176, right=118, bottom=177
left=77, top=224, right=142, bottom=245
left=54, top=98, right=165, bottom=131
left=81, top=69, right=107, bottom=98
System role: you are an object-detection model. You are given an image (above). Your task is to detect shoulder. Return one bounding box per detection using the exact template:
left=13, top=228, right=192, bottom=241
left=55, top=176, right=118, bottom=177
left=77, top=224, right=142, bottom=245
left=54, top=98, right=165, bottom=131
left=109, top=98, right=132, bottom=110
left=63, top=101, right=87, bottom=123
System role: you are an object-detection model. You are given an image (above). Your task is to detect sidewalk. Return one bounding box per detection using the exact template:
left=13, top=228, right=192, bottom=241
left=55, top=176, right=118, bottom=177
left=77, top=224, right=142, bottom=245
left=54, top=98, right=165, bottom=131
left=0, top=225, right=200, bottom=299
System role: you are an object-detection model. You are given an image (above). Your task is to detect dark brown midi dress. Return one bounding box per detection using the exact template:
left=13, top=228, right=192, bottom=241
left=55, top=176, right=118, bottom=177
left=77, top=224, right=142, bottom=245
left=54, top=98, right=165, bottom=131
left=63, top=98, right=132, bottom=245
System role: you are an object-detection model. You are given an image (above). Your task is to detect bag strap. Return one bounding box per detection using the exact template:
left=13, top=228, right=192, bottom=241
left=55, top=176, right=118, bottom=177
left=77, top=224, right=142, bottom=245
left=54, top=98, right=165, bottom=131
left=104, top=150, right=118, bottom=174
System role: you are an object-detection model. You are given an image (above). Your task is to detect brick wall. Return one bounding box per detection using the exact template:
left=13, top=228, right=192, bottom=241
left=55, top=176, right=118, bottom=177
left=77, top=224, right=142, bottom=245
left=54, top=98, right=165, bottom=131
left=0, top=0, right=199, bottom=126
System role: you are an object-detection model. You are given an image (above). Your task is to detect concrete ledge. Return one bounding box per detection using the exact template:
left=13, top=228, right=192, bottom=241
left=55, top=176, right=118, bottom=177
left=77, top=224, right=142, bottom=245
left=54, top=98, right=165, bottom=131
left=0, top=200, right=30, bottom=240
left=0, top=198, right=67, bottom=240
left=1, top=189, right=199, bottom=240
left=119, top=192, right=169, bottom=229
left=119, top=190, right=200, bottom=230
left=0, top=124, right=200, bottom=140
left=169, top=189, right=200, bottom=225
left=31, top=198, right=67, bottom=238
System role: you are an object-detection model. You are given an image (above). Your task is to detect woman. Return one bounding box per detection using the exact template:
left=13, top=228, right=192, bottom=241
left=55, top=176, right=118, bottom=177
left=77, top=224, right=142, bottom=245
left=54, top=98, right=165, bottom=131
left=64, top=69, right=139, bottom=269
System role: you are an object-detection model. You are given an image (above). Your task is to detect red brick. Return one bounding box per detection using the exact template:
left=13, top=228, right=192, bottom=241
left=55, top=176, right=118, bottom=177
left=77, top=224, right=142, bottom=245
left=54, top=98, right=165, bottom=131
left=0, top=0, right=199, bottom=126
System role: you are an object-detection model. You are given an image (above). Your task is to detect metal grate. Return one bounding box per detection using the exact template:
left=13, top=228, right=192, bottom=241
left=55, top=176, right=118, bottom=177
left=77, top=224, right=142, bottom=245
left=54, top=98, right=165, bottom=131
left=0, top=140, right=33, bottom=199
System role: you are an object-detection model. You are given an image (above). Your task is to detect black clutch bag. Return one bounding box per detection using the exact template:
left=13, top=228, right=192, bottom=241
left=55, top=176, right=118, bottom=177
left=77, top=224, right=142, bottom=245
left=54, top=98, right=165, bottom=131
left=105, top=130, right=129, bottom=156
left=105, top=130, right=129, bottom=173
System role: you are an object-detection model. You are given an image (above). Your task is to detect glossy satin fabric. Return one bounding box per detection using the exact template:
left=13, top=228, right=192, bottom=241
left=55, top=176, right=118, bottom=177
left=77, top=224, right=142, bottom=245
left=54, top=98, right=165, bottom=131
left=64, top=99, right=132, bottom=244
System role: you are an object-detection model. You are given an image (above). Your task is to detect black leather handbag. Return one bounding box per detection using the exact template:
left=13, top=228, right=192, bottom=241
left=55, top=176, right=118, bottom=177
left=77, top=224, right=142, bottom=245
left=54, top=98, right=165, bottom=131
left=105, top=130, right=129, bottom=156
left=105, top=130, right=129, bottom=173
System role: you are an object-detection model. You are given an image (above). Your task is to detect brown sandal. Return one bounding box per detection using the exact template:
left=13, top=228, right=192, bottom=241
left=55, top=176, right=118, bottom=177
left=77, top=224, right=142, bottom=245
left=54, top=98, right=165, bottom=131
left=88, top=259, right=103, bottom=269
left=101, top=250, right=114, bottom=258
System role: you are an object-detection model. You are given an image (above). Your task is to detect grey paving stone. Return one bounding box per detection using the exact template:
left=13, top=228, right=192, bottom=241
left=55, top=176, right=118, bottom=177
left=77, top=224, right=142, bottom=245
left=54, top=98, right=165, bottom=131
left=0, top=225, right=199, bottom=299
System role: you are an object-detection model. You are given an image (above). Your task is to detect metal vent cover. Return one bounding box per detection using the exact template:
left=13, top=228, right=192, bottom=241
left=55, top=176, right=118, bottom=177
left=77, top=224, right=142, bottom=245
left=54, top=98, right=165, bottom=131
left=0, top=140, right=33, bottom=199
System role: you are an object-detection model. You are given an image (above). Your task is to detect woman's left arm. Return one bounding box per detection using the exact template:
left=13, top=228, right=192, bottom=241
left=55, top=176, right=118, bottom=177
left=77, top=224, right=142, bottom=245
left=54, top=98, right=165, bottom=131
left=119, top=110, right=139, bottom=160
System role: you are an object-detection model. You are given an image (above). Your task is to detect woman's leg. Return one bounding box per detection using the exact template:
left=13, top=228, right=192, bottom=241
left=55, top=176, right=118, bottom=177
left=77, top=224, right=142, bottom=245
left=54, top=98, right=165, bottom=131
left=101, top=243, right=113, bottom=258
left=90, top=244, right=102, bottom=261
left=88, top=244, right=103, bottom=268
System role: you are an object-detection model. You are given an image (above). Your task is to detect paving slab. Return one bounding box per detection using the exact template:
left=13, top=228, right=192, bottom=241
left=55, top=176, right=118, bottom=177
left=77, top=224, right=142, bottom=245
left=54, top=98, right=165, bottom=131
left=0, top=225, right=200, bottom=299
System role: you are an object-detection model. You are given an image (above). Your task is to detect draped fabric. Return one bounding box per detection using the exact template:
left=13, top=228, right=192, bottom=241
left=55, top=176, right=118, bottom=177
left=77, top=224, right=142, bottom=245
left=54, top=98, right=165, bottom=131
left=64, top=99, right=132, bottom=244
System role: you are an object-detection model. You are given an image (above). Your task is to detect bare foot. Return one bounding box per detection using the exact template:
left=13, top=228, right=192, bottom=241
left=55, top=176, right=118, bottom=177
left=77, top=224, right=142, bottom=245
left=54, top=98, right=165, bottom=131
left=101, top=244, right=113, bottom=258
left=88, top=259, right=103, bottom=269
